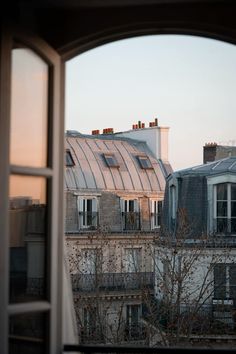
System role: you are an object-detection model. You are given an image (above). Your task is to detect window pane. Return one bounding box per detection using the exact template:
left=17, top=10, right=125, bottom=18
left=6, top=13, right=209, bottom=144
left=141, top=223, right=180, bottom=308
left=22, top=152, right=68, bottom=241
left=10, top=48, right=48, bottom=167
left=9, top=175, right=47, bottom=303
left=231, top=202, right=236, bottom=217
left=231, top=183, right=236, bottom=200
left=217, top=201, right=227, bottom=216
left=231, top=219, right=236, bottom=234
left=217, top=183, right=227, bottom=200
left=214, top=264, right=226, bottom=299
left=9, top=312, right=46, bottom=354
left=217, top=218, right=228, bottom=233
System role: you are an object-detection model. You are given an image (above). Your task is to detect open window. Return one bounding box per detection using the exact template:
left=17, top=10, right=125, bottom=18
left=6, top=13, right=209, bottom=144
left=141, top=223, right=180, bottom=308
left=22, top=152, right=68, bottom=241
left=65, top=150, right=75, bottom=167
left=77, top=197, right=98, bottom=230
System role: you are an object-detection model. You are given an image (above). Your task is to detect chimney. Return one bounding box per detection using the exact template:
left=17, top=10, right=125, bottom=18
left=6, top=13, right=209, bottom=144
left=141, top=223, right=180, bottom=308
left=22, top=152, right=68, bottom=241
left=203, top=142, right=218, bottom=164
left=103, top=128, right=114, bottom=134
left=92, top=129, right=100, bottom=135
left=116, top=121, right=169, bottom=161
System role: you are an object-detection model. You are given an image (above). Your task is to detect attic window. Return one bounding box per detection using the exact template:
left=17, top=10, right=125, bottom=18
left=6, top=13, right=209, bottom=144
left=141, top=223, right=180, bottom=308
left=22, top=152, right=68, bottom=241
left=65, top=150, right=74, bottom=167
left=137, top=156, right=153, bottom=169
left=103, top=154, right=119, bottom=168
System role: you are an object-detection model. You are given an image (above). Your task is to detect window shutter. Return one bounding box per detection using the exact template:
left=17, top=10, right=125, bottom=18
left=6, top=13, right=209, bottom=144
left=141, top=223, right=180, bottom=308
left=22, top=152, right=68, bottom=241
left=120, top=198, right=125, bottom=212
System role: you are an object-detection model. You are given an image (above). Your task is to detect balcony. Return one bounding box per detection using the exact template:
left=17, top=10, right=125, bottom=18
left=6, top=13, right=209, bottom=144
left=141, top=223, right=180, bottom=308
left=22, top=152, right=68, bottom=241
left=122, top=212, right=140, bottom=231
left=71, top=272, right=154, bottom=292
left=78, top=212, right=98, bottom=230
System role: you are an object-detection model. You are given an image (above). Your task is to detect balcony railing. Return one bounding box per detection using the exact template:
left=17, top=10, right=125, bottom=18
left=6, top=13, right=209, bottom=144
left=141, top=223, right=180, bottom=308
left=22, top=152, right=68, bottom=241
left=78, top=212, right=98, bottom=230
left=122, top=212, right=140, bottom=231
left=71, top=272, right=154, bottom=292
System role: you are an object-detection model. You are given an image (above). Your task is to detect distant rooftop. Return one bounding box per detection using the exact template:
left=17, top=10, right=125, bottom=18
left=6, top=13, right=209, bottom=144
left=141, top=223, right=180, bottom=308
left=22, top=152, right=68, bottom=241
left=172, top=156, right=236, bottom=177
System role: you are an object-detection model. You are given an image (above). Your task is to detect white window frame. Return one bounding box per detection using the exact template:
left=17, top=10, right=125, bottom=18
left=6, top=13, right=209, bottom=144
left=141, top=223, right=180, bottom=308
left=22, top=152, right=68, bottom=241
left=207, top=174, right=236, bottom=234
left=77, top=197, right=98, bottom=229
left=150, top=199, right=162, bottom=229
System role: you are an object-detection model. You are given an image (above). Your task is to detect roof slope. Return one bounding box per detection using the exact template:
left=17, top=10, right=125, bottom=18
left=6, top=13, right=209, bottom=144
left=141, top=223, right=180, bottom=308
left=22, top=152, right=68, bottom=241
left=65, top=133, right=171, bottom=193
left=171, top=157, right=236, bottom=178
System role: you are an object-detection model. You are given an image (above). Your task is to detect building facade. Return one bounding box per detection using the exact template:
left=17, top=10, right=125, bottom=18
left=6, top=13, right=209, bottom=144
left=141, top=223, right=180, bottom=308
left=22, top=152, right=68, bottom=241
left=64, top=121, right=172, bottom=344
left=155, top=154, right=236, bottom=342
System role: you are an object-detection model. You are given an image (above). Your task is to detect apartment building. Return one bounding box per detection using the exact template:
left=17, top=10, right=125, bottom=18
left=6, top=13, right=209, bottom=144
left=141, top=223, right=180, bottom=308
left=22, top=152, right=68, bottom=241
left=64, top=120, right=172, bottom=344
left=154, top=148, right=236, bottom=341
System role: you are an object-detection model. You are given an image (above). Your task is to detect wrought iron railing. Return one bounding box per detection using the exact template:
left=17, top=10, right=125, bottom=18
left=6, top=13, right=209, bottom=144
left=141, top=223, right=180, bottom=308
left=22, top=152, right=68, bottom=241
left=71, top=272, right=154, bottom=292
left=122, top=212, right=140, bottom=231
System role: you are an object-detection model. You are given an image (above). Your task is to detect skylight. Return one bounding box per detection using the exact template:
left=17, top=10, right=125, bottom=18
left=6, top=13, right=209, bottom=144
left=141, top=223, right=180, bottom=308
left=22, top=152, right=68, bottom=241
left=65, top=150, right=75, bottom=167
left=103, top=154, right=119, bottom=168
left=137, top=156, right=153, bottom=169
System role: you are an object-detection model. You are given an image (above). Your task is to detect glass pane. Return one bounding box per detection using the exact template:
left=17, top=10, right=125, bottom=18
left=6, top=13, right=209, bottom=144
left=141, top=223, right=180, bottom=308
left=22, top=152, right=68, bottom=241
left=231, top=202, right=236, bottom=217
left=217, top=218, right=228, bottom=233
left=231, top=183, right=236, bottom=200
left=217, top=183, right=227, bottom=200
left=10, top=48, right=48, bottom=167
left=231, top=218, right=236, bottom=234
left=9, top=175, right=47, bottom=303
left=9, top=312, right=46, bottom=354
left=217, top=201, right=227, bottom=217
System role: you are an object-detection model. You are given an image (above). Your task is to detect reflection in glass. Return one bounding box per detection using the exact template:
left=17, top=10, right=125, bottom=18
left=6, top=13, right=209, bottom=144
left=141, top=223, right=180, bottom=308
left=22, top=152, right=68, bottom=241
left=9, top=312, right=46, bottom=354
left=216, top=183, right=227, bottom=200
left=9, top=175, right=47, bottom=303
left=10, top=48, right=48, bottom=167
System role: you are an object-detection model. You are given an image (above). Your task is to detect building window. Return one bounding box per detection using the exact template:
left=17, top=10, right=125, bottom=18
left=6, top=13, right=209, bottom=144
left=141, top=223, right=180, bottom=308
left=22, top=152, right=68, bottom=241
left=120, top=199, right=140, bottom=230
left=124, top=248, right=142, bottom=273
left=82, top=307, right=102, bottom=342
left=125, top=304, right=143, bottom=340
left=214, top=264, right=236, bottom=300
left=77, top=197, right=98, bottom=229
left=137, top=156, right=153, bottom=169
left=214, top=183, right=236, bottom=234
left=65, top=150, right=75, bottom=167
left=170, top=185, right=177, bottom=231
left=151, top=200, right=162, bottom=229
left=103, top=153, right=119, bottom=168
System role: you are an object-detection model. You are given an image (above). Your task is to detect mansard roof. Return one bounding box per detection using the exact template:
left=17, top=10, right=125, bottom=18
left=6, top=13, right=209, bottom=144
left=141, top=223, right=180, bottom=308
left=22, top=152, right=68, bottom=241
left=65, top=132, right=171, bottom=193
left=170, top=156, right=236, bottom=179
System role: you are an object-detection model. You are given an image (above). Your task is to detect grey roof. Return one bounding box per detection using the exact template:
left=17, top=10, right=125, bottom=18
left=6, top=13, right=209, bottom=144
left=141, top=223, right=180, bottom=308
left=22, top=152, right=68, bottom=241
left=171, top=157, right=236, bottom=178
left=65, top=133, right=170, bottom=193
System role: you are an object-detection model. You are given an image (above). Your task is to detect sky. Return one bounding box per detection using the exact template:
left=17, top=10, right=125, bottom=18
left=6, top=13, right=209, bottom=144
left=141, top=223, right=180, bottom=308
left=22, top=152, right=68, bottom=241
left=65, top=35, right=236, bottom=171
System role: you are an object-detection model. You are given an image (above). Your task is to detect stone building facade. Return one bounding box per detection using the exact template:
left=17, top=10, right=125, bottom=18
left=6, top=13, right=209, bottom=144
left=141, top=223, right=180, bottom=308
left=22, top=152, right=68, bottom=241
left=64, top=121, right=172, bottom=344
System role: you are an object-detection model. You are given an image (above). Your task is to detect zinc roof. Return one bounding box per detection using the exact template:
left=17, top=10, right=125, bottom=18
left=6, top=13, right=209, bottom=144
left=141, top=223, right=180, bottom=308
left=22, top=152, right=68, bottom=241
left=65, top=133, right=170, bottom=193
left=172, top=157, right=236, bottom=178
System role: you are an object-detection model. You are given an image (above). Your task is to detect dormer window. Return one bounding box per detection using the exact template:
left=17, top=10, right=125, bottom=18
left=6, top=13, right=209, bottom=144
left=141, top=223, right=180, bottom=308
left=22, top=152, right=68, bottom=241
left=215, top=183, right=236, bottom=234
left=103, top=153, right=119, bottom=168
left=137, top=156, right=153, bottom=169
left=65, top=150, right=75, bottom=167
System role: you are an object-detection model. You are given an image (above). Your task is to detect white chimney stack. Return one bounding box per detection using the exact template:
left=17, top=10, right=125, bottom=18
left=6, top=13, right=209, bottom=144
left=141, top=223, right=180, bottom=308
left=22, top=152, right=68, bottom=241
left=116, top=122, right=169, bottom=162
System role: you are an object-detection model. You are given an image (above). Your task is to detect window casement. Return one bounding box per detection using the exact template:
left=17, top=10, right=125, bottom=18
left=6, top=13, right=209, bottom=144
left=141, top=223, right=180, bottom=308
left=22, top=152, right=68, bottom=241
left=65, top=150, right=75, bottom=167
left=169, top=184, right=177, bottom=231
left=77, top=197, right=98, bottom=230
left=151, top=200, right=162, bottom=229
left=125, top=304, right=143, bottom=341
left=120, top=198, right=140, bottom=231
left=123, top=248, right=142, bottom=273
left=83, top=306, right=102, bottom=342
left=214, top=264, right=236, bottom=300
left=214, top=183, right=236, bottom=234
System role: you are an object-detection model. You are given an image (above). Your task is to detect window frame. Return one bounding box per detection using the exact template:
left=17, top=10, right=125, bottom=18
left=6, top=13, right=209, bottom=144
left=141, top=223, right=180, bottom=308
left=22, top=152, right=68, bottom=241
left=207, top=174, right=236, bottom=235
left=77, top=196, right=98, bottom=230
left=150, top=199, right=163, bottom=229
left=103, top=153, right=119, bottom=168
left=0, top=27, right=64, bottom=354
